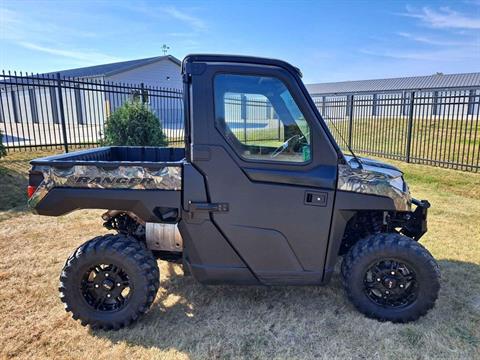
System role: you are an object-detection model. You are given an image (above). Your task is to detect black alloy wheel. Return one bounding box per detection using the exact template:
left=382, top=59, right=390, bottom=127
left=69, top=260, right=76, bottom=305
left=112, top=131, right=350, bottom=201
left=341, top=233, right=440, bottom=323
left=363, top=259, right=418, bottom=308
left=59, top=234, right=159, bottom=330
left=81, top=263, right=132, bottom=312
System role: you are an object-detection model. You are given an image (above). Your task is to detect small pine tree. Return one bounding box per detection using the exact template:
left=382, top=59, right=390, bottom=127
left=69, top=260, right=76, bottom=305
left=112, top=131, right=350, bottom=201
left=102, top=100, right=167, bottom=146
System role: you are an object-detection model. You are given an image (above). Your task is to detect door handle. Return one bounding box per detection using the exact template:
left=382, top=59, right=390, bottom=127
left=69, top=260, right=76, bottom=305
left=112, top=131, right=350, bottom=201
left=304, top=191, right=328, bottom=207
left=189, top=202, right=229, bottom=212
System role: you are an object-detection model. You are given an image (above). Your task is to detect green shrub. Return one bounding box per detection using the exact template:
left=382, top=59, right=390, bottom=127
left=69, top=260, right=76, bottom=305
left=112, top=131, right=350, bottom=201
left=0, top=130, right=6, bottom=158
left=102, top=100, right=167, bottom=146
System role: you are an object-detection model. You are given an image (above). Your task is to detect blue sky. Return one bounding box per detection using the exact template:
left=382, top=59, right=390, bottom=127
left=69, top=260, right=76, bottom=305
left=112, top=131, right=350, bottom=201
left=0, top=0, right=479, bottom=83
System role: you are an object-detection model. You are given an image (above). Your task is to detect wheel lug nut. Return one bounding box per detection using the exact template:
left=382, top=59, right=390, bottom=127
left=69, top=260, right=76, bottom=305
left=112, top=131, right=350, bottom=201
left=105, top=273, right=109, bottom=277
left=377, top=278, right=381, bottom=282
left=94, top=284, right=99, bottom=288
left=107, top=294, right=111, bottom=298
left=391, top=271, right=395, bottom=275
left=400, top=284, right=404, bottom=288
left=117, top=283, right=121, bottom=287
left=385, top=291, right=390, bottom=294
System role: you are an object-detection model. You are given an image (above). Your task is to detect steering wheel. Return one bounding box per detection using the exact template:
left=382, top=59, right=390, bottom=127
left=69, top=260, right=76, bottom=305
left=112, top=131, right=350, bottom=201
left=271, top=134, right=305, bottom=158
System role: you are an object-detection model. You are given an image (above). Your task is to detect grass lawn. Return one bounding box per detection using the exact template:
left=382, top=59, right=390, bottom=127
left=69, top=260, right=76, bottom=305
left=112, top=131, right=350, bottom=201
left=0, top=149, right=479, bottom=359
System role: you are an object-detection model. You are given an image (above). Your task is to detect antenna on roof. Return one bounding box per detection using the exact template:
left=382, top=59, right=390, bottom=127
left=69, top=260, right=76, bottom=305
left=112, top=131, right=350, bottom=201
left=161, top=44, right=170, bottom=55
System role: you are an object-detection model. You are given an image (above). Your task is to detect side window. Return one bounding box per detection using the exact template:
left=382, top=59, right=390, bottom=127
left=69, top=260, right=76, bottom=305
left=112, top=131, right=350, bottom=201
left=214, top=74, right=311, bottom=163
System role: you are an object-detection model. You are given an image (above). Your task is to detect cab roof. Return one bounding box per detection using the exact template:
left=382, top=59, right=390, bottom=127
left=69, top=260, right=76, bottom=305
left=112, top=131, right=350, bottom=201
left=182, top=54, right=303, bottom=78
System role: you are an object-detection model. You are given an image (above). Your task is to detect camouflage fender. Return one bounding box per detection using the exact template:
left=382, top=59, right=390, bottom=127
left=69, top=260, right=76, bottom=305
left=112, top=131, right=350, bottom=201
left=337, top=164, right=411, bottom=211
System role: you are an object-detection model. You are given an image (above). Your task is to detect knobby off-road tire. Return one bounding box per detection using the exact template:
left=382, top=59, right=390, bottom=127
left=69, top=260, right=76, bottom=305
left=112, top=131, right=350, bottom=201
left=341, top=233, right=440, bottom=323
left=59, top=234, right=160, bottom=330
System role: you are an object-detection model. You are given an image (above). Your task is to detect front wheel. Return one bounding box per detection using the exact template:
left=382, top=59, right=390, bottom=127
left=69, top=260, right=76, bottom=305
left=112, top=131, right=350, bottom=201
left=59, top=234, right=160, bottom=330
left=341, top=233, right=440, bottom=323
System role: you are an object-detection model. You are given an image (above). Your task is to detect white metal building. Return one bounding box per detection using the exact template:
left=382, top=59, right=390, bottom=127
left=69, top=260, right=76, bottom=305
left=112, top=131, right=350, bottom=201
left=0, top=56, right=183, bottom=147
left=306, top=72, right=480, bottom=120
left=49, top=55, right=182, bottom=89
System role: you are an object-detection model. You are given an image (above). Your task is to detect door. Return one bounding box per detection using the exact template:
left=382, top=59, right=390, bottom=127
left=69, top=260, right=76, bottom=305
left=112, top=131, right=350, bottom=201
left=188, top=61, right=339, bottom=285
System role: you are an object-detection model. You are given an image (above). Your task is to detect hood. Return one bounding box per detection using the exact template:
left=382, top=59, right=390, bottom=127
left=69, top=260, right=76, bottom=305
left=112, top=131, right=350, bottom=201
left=338, top=156, right=411, bottom=211
left=344, top=155, right=403, bottom=178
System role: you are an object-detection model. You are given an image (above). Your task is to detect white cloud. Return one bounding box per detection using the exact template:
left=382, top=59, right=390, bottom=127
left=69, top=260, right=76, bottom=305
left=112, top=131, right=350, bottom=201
left=162, top=6, right=207, bottom=31
left=168, top=32, right=195, bottom=37
left=360, top=47, right=479, bottom=61
left=386, top=5, right=480, bottom=65
left=18, top=41, right=123, bottom=65
left=0, top=7, right=22, bottom=40
left=0, top=7, right=96, bottom=41
left=397, top=32, right=470, bottom=46
left=402, top=6, right=480, bottom=29
left=0, top=7, right=19, bottom=24
left=465, top=0, right=480, bottom=5
left=1, top=7, right=121, bottom=66
left=126, top=4, right=207, bottom=32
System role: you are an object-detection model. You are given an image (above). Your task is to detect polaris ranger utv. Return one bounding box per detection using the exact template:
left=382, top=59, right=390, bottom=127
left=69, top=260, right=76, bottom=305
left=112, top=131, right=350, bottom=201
left=28, top=55, right=440, bottom=329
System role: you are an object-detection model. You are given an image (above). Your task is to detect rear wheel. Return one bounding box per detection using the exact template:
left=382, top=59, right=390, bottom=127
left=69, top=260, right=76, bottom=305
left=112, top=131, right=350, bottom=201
left=59, top=234, right=159, bottom=330
left=341, top=233, right=440, bottom=323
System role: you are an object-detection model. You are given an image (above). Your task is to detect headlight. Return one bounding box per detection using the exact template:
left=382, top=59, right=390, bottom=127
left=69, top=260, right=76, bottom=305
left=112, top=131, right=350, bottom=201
left=389, top=177, right=405, bottom=192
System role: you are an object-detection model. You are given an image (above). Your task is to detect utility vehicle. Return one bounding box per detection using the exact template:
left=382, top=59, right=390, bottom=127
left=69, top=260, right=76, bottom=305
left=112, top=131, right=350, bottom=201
left=28, top=55, right=440, bottom=329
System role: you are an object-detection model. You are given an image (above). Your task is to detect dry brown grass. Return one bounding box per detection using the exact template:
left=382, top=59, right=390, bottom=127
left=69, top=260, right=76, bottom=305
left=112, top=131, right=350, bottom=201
left=0, top=150, right=479, bottom=360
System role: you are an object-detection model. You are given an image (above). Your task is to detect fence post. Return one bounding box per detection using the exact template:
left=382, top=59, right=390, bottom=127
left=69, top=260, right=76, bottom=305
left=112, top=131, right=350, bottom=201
left=140, top=82, right=147, bottom=103
left=405, top=91, right=415, bottom=163
left=241, top=94, right=247, bottom=142
left=467, top=89, right=476, bottom=115
left=348, top=95, right=354, bottom=148
left=402, top=91, right=408, bottom=116
left=432, top=91, right=439, bottom=116
left=56, top=73, right=69, bottom=153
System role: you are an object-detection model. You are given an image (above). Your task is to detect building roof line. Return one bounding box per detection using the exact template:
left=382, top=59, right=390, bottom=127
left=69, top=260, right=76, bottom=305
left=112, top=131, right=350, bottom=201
left=41, top=55, right=181, bottom=79
left=306, top=72, right=480, bottom=95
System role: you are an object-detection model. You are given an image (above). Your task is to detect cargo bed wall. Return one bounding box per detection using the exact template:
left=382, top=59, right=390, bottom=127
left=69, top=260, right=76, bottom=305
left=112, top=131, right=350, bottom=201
left=28, top=147, right=185, bottom=222
left=30, top=146, right=185, bottom=165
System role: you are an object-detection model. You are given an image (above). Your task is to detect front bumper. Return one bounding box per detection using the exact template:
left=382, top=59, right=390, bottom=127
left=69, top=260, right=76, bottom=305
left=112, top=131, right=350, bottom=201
left=400, top=198, right=430, bottom=240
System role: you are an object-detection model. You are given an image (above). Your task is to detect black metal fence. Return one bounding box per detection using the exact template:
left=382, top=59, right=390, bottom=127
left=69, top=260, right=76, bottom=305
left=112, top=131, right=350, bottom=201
left=1, top=70, right=479, bottom=172
left=0, top=71, right=184, bottom=152
left=312, top=88, right=480, bottom=172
